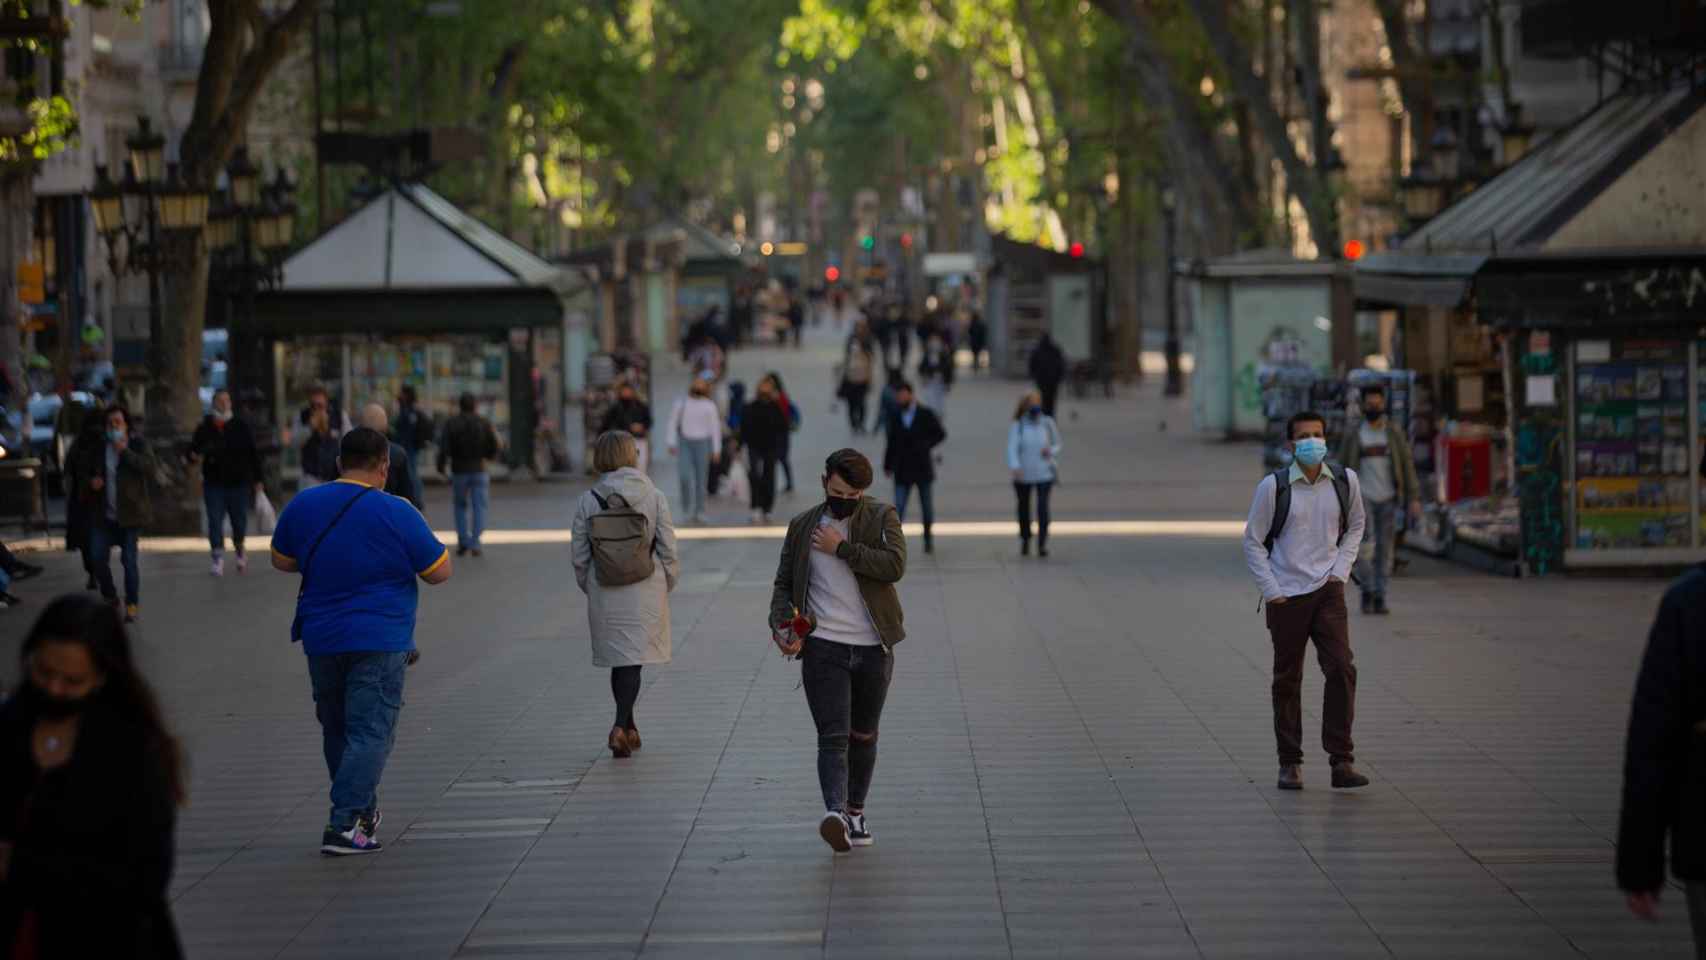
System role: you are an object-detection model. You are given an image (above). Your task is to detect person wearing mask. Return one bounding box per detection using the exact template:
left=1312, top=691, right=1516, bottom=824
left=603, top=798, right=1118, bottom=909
left=436, top=393, right=500, bottom=557
left=769, top=449, right=907, bottom=852
left=1336, top=385, right=1422, bottom=615
left=64, top=414, right=107, bottom=590
left=300, top=409, right=343, bottom=489
left=1008, top=390, right=1062, bottom=557
left=571, top=431, right=680, bottom=759
left=361, top=404, right=422, bottom=510
left=600, top=381, right=654, bottom=474
left=190, top=389, right=266, bottom=577
left=1242, top=411, right=1368, bottom=792
left=298, top=384, right=353, bottom=436
left=1028, top=333, right=1068, bottom=417
left=764, top=372, right=801, bottom=493
left=1617, top=565, right=1706, bottom=948
left=882, top=381, right=947, bottom=555
left=664, top=375, right=721, bottom=524
left=89, top=407, right=153, bottom=624
left=741, top=379, right=791, bottom=524
left=917, top=334, right=955, bottom=423
left=840, top=322, right=877, bottom=435
left=272, top=428, right=452, bottom=855
left=393, top=385, right=432, bottom=506
left=0, top=594, right=187, bottom=957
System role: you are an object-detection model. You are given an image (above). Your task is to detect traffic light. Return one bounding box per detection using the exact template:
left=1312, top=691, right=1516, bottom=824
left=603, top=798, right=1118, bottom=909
left=1068, top=242, right=1085, bottom=259
left=1342, top=239, right=1366, bottom=261
left=825, top=266, right=841, bottom=283
left=899, top=233, right=913, bottom=249
left=860, top=235, right=875, bottom=251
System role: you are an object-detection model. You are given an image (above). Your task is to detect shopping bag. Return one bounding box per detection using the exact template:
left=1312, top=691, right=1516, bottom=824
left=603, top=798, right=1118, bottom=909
left=254, top=490, right=278, bottom=534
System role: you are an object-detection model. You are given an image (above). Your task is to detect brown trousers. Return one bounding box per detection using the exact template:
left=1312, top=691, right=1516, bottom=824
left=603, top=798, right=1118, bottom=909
left=1265, top=580, right=1356, bottom=766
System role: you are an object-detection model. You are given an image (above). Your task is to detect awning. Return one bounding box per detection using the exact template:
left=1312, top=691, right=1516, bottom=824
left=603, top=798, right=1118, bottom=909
left=1352, top=252, right=1488, bottom=307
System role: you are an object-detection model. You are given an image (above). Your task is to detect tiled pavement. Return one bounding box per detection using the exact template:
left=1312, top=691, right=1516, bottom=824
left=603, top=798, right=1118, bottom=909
left=0, top=326, right=1690, bottom=958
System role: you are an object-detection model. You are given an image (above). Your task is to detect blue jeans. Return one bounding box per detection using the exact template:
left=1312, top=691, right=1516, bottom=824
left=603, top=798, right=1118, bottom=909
left=679, top=437, right=712, bottom=519
left=1355, top=497, right=1398, bottom=600
left=204, top=484, right=250, bottom=556
left=91, top=517, right=140, bottom=605
left=452, top=472, right=490, bottom=549
left=894, top=481, right=934, bottom=532
left=307, top=651, right=409, bottom=831
left=404, top=448, right=426, bottom=506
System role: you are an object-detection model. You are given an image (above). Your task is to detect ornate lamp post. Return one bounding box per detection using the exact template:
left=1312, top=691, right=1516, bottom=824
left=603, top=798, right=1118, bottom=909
left=208, top=149, right=296, bottom=411
left=1161, top=185, right=1183, bottom=398
left=87, top=115, right=211, bottom=437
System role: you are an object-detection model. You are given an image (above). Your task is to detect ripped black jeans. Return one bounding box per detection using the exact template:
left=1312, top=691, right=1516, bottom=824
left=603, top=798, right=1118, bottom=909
left=802, top=637, right=893, bottom=814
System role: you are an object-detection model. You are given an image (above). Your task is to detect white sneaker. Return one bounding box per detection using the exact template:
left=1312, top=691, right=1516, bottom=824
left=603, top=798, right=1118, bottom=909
left=750, top=510, right=763, bottom=524
left=235, top=554, right=248, bottom=575
left=210, top=555, right=224, bottom=577
left=818, top=811, right=852, bottom=853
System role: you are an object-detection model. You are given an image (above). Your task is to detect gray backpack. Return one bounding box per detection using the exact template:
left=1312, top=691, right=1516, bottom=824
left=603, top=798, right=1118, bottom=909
left=587, top=489, right=656, bottom=586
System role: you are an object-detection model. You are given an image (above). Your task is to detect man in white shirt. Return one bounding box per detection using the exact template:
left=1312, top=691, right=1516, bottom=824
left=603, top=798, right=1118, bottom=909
left=1243, top=411, right=1369, bottom=791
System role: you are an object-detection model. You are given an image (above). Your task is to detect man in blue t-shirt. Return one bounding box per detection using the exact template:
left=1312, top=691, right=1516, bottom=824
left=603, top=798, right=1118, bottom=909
left=271, top=427, right=452, bottom=855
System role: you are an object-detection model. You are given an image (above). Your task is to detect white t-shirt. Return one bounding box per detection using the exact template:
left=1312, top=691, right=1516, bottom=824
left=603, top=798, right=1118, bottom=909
left=806, top=515, right=881, bottom=647
left=1357, top=422, right=1395, bottom=503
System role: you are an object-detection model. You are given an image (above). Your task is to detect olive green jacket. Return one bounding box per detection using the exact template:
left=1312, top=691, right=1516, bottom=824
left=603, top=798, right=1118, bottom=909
left=770, top=497, right=907, bottom=648
left=1337, top=420, right=1422, bottom=506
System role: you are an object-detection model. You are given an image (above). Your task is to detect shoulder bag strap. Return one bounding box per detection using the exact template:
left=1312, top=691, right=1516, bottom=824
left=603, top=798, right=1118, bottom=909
left=291, top=486, right=372, bottom=641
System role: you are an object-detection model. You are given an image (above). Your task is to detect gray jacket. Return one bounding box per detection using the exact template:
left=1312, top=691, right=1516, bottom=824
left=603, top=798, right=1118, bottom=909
left=570, top=467, right=680, bottom=667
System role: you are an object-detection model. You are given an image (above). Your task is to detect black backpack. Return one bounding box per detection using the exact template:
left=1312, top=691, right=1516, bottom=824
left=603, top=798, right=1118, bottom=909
left=1263, top=465, right=1351, bottom=554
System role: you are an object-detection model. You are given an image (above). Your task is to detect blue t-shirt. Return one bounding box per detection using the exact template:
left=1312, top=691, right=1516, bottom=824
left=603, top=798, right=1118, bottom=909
left=272, top=480, right=447, bottom=655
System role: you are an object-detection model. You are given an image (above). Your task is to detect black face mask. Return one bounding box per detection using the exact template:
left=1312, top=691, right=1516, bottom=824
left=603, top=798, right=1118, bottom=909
left=1366, top=407, right=1386, bottom=421
left=14, top=683, right=93, bottom=720
left=825, top=494, right=860, bottom=520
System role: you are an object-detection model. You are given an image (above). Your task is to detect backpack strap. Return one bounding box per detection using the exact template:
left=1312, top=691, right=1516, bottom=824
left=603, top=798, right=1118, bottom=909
left=1262, top=470, right=1291, bottom=554
left=1330, top=467, right=1352, bottom=546
left=590, top=489, right=609, bottom=511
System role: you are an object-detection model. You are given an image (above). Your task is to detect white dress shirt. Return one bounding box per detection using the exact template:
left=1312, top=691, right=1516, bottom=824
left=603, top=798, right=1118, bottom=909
left=1242, top=463, right=1366, bottom=601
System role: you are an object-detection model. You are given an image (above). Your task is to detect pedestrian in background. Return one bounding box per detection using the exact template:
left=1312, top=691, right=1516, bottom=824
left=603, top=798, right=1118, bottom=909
left=787, top=293, right=806, bottom=349
left=0, top=593, right=187, bottom=957
left=299, top=384, right=352, bottom=436
left=394, top=385, right=432, bottom=506
left=571, top=431, right=680, bottom=759
left=966, top=309, right=988, bottom=373
left=272, top=428, right=452, bottom=855
left=769, top=449, right=907, bottom=853
left=839, top=322, right=876, bottom=435
left=1008, top=390, right=1061, bottom=557
left=1337, top=385, right=1422, bottom=616
left=883, top=380, right=947, bottom=555
left=90, top=406, right=153, bottom=624
left=1029, top=333, right=1067, bottom=417
left=437, top=393, right=499, bottom=557
left=600, top=380, right=653, bottom=474
left=191, top=389, right=265, bottom=577
left=1242, top=411, right=1368, bottom=792
left=64, top=413, right=106, bottom=590
left=764, top=372, right=800, bottom=493
left=361, top=404, right=422, bottom=510
left=741, top=379, right=791, bottom=525
left=300, top=409, right=342, bottom=489
left=917, top=334, right=954, bottom=422
left=665, top=374, right=721, bottom=524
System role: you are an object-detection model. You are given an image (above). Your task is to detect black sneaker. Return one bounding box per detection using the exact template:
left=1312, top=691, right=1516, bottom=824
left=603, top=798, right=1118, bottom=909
left=818, top=811, right=852, bottom=853
left=1373, top=596, right=1390, bottom=616
left=12, top=563, right=42, bottom=582
left=0, top=592, right=21, bottom=606
left=359, top=807, right=382, bottom=840
left=1361, top=593, right=1374, bottom=614
left=847, top=812, right=874, bottom=847
left=321, top=823, right=384, bottom=856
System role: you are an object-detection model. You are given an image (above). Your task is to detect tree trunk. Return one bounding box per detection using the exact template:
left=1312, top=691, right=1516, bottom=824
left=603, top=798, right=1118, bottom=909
left=0, top=170, right=30, bottom=413
left=1372, top=0, right=1433, bottom=155
left=1183, top=0, right=1338, bottom=254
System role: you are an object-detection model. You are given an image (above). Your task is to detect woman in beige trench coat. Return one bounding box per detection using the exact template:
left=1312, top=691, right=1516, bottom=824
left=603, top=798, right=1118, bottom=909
left=572, top=431, right=681, bottom=757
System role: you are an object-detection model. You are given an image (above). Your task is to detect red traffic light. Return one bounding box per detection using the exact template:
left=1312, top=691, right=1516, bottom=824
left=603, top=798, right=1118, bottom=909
left=899, top=233, right=913, bottom=249
left=1068, top=242, right=1085, bottom=259
left=825, top=266, right=841, bottom=283
left=1342, top=239, right=1366, bottom=261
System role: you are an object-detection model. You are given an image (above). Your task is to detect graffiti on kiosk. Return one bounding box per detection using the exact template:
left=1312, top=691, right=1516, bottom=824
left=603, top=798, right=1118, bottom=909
left=1235, top=326, right=1311, bottom=412
left=1516, top=420, right=1565, bottom=575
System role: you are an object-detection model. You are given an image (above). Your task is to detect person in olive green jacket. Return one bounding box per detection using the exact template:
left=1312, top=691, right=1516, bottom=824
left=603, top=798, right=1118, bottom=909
left=769, top=448, right=906, bottom=854
left=1337, top=385, right=1422, bottom=615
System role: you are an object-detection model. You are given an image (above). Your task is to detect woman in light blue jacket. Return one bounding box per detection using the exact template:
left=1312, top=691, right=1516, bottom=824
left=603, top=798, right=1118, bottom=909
left=1007, top=389, right=1062, bottom=557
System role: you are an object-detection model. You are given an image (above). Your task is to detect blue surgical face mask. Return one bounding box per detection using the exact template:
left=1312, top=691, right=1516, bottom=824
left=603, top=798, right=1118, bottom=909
left=1293, top=436, right=1328, bottom=466
left=1028, top=406, right=1042, bottom=418
left=107, top=428, right=125, bottom=444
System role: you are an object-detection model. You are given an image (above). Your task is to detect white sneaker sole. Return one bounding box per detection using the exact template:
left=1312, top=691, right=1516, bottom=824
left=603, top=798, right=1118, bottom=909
left=819, top=813, right=851, bottom=852
left=319, top=842, right=383, bottom=856
left=849, top=834, right=874, bottom=847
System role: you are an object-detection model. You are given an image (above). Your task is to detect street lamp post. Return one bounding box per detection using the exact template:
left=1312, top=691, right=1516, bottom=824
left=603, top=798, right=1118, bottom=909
left=208, top=149, right=296, bottom=408
left=1161, top=185, right=1183, bottom=397
left=88, top=115, right=211, bottom=438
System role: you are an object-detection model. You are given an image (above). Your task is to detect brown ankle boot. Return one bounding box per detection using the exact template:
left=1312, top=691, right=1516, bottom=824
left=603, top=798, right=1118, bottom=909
left=626, top=725, right=641, bottom=751
left=608, top=726, right=632, bottom=758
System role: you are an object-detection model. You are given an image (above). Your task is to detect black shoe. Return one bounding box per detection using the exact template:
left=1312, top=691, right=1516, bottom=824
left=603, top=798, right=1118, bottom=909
left=1038, top=542, right=1049, bottom=558
left=320, top=823, right=384, bottom=856
left=359, top=807, right=383, bottom=840
left=85, top=575, right=97, bottom=591
left=0, top=592, right=21, bottom=606
left=1361, top=593, right=1373, bottom=614
left=1331, top=762, right=1370, bottom=789
left=456, top=546, right=469, bottom=557
left=12, top=563, right=42, bottom=582
left=1373, top=596, right=1390, bottom=616
left=1021, top=539, right=1030, bottom=556
left=923, top=535, right=934, bottom=555
left=471, top=547, right=483, bottom=558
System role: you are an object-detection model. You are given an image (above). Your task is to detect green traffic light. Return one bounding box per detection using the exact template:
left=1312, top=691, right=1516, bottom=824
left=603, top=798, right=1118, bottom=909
left=860, top=235, right=875, bottom=250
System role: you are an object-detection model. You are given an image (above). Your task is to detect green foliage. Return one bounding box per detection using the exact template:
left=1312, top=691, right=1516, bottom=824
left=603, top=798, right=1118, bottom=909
left=0, top=94, right=77, bottom=163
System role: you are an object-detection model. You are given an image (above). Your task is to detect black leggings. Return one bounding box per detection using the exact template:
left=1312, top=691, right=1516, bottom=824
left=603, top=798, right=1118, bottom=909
left=1015, top=482, right=1054, bottom=543
left=611, top=666, right=642, bottom=728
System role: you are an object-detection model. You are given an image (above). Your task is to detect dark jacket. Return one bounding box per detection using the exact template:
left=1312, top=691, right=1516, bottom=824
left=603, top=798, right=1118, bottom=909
left=64, top=430, right=103, bottom=547
left=601, top=398, right=654, bottom=437
left=770, top=497, right=907, bottom=648
left=740, top=399, right=791, bottom=457
left=883, top=405, right=947, bottom=485
left=80, top=436, right=155, bottom=529
left=1337, top=419, right=1422, bottom=506
left=191, top=415, right=264, bottom=489
left=385, top=440, right=420, bottom=508
left=1029, top=338, right=1067, bottom=386
left=437, top=412, right=499, bottom=475
left=918, top=350, right=955, bottom=388
left=300, top=431, right=342, bottom=483
left=1618, top=566, right=1706, bottom=891
left=394, top=404, right=433, bottom=454
left=0, top=696, right=183, bottom=958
